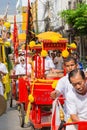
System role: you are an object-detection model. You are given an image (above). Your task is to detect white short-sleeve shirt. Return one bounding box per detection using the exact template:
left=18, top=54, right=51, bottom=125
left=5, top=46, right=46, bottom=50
left=55, top=74, right=73, bottom=98
left=45, top=57, right=55, bottom=74
left=55, top=74, right=73, bottom=119
left=15, top=63, right=32, bottom=75
left=0, top=62, right=8, bottom=95
left=66, top=89, right=87, bottom=121
left=0, top=62, right=8, bottom=74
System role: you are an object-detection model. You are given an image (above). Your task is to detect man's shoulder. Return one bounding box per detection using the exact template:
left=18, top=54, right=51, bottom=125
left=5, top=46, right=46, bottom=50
left=15, top=64, right=21, bottom=69
left=66, top=88, right=75, bottom=98
left=0, top=62, right=6, bottom=66
left=59, top=74, right=68, bottom=81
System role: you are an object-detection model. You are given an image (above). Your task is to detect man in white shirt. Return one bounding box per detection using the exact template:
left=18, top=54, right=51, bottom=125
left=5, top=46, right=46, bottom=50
left=15, top=56, right=32, bottom=76
left=14, top=56, right=32, bottom=96
left=45, top=56, right=55, bottom=75
left=66, top=68, right=87, bottom=121
left=65, top=68, right=87, bottom=130
left=50, top=56, right=78, bottom=99
left=54, top=52, right=63, bottom=70
left=50, top=56, right=78, bottom=121
left=0, top=62, right=8, bottom=95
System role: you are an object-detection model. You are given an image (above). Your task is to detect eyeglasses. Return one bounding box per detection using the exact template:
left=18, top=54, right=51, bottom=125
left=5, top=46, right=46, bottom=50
left=20, top=59, right=25, bottom=62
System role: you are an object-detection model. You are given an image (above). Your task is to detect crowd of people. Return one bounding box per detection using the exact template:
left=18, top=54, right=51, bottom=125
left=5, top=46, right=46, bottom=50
left=11, top=49, right=64, bottom=79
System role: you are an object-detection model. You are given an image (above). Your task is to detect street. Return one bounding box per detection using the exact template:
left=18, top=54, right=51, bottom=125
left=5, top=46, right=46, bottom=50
left=0, top=100, right=29, bottom=130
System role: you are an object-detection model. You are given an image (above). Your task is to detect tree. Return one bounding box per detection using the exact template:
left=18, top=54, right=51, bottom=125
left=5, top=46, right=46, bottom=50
left=61, top=3, right=87, bottom=35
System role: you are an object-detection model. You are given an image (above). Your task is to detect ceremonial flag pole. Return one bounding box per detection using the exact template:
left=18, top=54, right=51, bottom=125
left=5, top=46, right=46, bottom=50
left=25, top=0, right=32, bottom=75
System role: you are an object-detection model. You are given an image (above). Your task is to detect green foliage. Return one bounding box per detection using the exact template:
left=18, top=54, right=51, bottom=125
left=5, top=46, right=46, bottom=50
left=61, top=3, right=87, bottom=35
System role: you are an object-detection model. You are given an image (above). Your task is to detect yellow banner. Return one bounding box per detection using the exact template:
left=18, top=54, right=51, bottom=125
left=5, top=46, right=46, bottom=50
left=22, top=13, right=27, bottom=31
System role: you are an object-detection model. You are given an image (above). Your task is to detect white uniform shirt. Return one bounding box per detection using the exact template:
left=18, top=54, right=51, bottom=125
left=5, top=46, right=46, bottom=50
left=45, top=57, right=55, bottom=74
left=15, top=63, right=32, bottom=75
left=0, top=62, right=8, bottom=95
left=66, top=88, right=87, bottom=121
left=55, top=74, right=73, bottom=119
left=55, top=74, right=73, bottom=98
left=0, top=63, right=8, bottom=74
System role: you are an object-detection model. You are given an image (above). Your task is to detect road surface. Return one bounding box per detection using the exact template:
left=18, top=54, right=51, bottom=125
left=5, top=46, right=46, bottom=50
left=0, top=100, right=29, bottom=130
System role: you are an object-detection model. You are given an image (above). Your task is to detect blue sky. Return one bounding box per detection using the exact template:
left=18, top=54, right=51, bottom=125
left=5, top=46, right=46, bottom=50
left=0, top=0, right=16, bottom=15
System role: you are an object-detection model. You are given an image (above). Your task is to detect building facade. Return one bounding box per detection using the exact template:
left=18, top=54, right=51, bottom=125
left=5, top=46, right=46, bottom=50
left=15, top=0, right=87, bottom=62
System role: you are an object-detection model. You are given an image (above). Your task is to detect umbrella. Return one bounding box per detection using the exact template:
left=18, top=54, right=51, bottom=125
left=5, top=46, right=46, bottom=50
left=37, top=31, right=67, bottom=43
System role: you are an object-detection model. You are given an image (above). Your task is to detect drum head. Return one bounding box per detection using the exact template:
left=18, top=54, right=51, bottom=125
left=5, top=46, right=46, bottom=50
left=0, top=95, right=7, bottom=116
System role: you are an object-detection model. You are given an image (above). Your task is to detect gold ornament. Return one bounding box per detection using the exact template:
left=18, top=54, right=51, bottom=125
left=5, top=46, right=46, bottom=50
left=52, top=80, right=58, bottom=89
left=29, top=41, right=36, bottom=48
left=28, top=94, right=34, bottom=103
left=41, top=50, right=48, bottom=57
left=62, top=49, right=69, bottom=58
left=4, top=22, right=11, bottom=29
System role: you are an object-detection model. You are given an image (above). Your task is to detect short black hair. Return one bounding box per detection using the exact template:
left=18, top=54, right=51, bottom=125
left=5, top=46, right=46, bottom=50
left=68, top=68, right=85, bottom=83
left=7, top=31, right=11, bottom=36
left=63, top=56, right=77, bottom=65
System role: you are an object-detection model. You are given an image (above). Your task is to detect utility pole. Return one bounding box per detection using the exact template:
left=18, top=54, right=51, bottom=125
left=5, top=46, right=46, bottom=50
left=25, top=0, right=31, bottom=75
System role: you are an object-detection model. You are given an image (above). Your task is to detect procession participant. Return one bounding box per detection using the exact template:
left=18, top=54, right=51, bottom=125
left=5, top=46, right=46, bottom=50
left=17, top=50, right=25, bottom=64
left=0, top=61, right=8, bottom=95
left=54, top=51, right=63, bottom=70
left=13, top=56, right=32, bottom=98
left=11, top=55, right=31, bottom=87
left=71, top=51, right=83, bottom=70
left=64, top=68, right=87, bottom=130
left=15, top=56, right=32, bottom=77
left=45, top=54, right=55, bottom=75
left=50, top=52, right=56, bottom=62
left=66, top=68, right=87, bottom=122
left=6, top=31, right=12, bottom=43
left=50, top=56, right=78, bottom=119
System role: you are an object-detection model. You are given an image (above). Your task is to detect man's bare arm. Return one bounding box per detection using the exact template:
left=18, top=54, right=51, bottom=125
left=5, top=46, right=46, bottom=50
left=70, top=114, right=79, bottom=122
left=50, top=90, right=61, bottom=99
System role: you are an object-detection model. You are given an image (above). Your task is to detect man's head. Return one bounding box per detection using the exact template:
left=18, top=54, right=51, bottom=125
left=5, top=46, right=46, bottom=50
left=20, top=56, right=25, bottom=64
left=6, top=31, right=11, bottom=38
left=69, top=68, right=87, bottom=95
left=63, top=56, right=77, bottom=73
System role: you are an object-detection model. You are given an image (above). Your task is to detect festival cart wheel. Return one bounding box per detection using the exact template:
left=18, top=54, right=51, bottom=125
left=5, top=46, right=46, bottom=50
left=9, top=80, right=18, bottom=108
left=19, top=103, right=25, bottom=127
left=9, top=86, right=15, bottom=108
left=0, top=95, right=7, bottom=116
